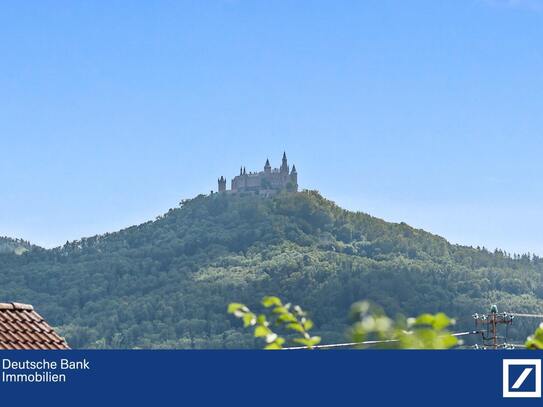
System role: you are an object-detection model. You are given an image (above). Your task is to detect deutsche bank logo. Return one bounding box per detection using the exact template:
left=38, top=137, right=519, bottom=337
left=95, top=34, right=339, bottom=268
left=503, top=359, right=541, bottom=398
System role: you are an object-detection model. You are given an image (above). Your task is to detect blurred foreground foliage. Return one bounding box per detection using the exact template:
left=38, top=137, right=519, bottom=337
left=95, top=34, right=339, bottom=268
left=228, top=296, right=320, bottom=349
left=349, top=301, right=458, bottom=349
left=526, top=323, right=543, bottom=349
left=229, top=296, right=457, bottom=349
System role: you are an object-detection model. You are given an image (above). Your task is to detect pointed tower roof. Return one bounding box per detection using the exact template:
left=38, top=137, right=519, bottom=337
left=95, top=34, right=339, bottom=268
left=291, top=164, right=297, bottom=173
left=280, top=151, right=289, bottom=173
left=265, top=158, right=270, bottom=166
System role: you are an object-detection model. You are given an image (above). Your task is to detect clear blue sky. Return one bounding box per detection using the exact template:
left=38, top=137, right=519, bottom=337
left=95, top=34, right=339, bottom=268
left=1, top=0, right=543, bottom=254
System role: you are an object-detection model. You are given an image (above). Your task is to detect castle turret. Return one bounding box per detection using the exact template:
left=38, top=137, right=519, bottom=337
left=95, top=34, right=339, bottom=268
left=264, top=158, right=271, bottom=174
left=218, top=176, right=226, bottom=193
left=280, top=151, right=289, bottom=174
left=290, top=165, right=298, bottom=191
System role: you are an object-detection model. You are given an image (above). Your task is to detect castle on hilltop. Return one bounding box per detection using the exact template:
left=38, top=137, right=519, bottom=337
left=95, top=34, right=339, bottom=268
left=217, top=152, right=298, bottom=195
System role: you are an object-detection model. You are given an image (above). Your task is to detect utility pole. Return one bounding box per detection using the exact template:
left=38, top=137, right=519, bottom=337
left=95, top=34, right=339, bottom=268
left=472, top=305, right=514, bottom=349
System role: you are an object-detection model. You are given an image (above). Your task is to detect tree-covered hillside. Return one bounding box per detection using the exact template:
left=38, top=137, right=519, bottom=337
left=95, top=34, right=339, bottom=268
left=0, top=237, right=35, bottom=255
left=1, top=191, right=542, bottom=348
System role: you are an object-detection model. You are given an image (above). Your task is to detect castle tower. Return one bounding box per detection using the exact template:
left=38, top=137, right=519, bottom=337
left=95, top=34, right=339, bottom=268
left=280, top=151, right=289, bottom=174
left=290, top=165, right=298, bottom=191
left=218, top=176, right=226, bottom=193
left=264, top=158, right=271, bottom=174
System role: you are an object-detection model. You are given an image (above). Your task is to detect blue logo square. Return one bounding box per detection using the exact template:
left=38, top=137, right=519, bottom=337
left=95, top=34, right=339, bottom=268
left=508, top=365, right=536, bottom=392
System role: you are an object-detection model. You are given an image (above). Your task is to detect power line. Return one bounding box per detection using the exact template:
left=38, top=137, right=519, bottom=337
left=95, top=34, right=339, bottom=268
left=451, top=330, right=481, bottom=337
left=283, top=339, right=398, bottom=350
left=282, top=330, right=481, bottom=350
left=510, top=313, right=543, bottom=318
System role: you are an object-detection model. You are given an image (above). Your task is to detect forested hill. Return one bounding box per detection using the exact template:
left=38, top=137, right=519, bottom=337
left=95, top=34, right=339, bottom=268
left=0, top=237, right=36, bottom=255
left=1, top=191, right=542, bottom=348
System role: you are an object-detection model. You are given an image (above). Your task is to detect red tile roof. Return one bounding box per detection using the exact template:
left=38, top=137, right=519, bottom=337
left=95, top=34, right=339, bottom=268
left=0, top=303, right=69, bottom=350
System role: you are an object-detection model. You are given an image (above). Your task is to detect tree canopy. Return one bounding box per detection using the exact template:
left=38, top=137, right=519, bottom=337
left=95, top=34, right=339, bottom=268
left=0, top=191, right=542, bottom=348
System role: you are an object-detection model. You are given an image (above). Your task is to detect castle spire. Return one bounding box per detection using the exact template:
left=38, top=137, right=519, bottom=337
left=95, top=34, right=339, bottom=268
left=290, top=163, right=298, bottom=191
left=280, top=151, right=289, bottom=174
left=264, top=158, right=271, bottom=174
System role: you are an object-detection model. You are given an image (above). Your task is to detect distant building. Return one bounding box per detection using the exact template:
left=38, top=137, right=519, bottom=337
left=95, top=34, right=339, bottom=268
left=0, top=302, right=69, bottom=349
left=217, top=152, right=298, bottom=195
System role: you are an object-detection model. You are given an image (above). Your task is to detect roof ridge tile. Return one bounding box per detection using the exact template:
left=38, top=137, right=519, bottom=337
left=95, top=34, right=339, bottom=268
left=0, top=303, right=34, bottom=310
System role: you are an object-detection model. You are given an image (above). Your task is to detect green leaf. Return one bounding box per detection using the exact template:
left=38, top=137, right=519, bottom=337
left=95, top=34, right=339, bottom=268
left=293, top=336, right=321, bottom=348
left=526, top=324, right=543, bottom=349
left=439, top=335, right=458, bottom=349
left=303, top=319, right=314, bottom=331
left=432, top=313, right=451, bottom=330
left=227, top=303, right=246, bottom=314
left=254, top=325, right=270, bottom=338
left=310, top=336, right=321, bottom=346
left=243, top=312, right=256, bottom=327
left=264, top=342, right=282, bottom=350
left=414, top=313, right=434, bottom=327
left=286, top=322, right=305, bottom=334
left=272, top=306, right=289, bottom=315
left=277, top=313, right=297, bottom=323
left=262, top=296, right=282, bottom=308
left=526, top=338, right=543, bottom=350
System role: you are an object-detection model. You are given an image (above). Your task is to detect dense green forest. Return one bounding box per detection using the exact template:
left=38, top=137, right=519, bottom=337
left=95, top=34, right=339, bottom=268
left=0, top=237, right=35, bottom=255
left=1, top=191, right=542, bottom=348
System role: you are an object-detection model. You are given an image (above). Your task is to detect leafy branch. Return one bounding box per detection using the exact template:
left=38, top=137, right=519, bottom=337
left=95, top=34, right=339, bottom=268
left=350, top=301, right=459, bottom=349
left=526, top=323, right=543, bottom=349
left=228, top=296, right=321, bottom=349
